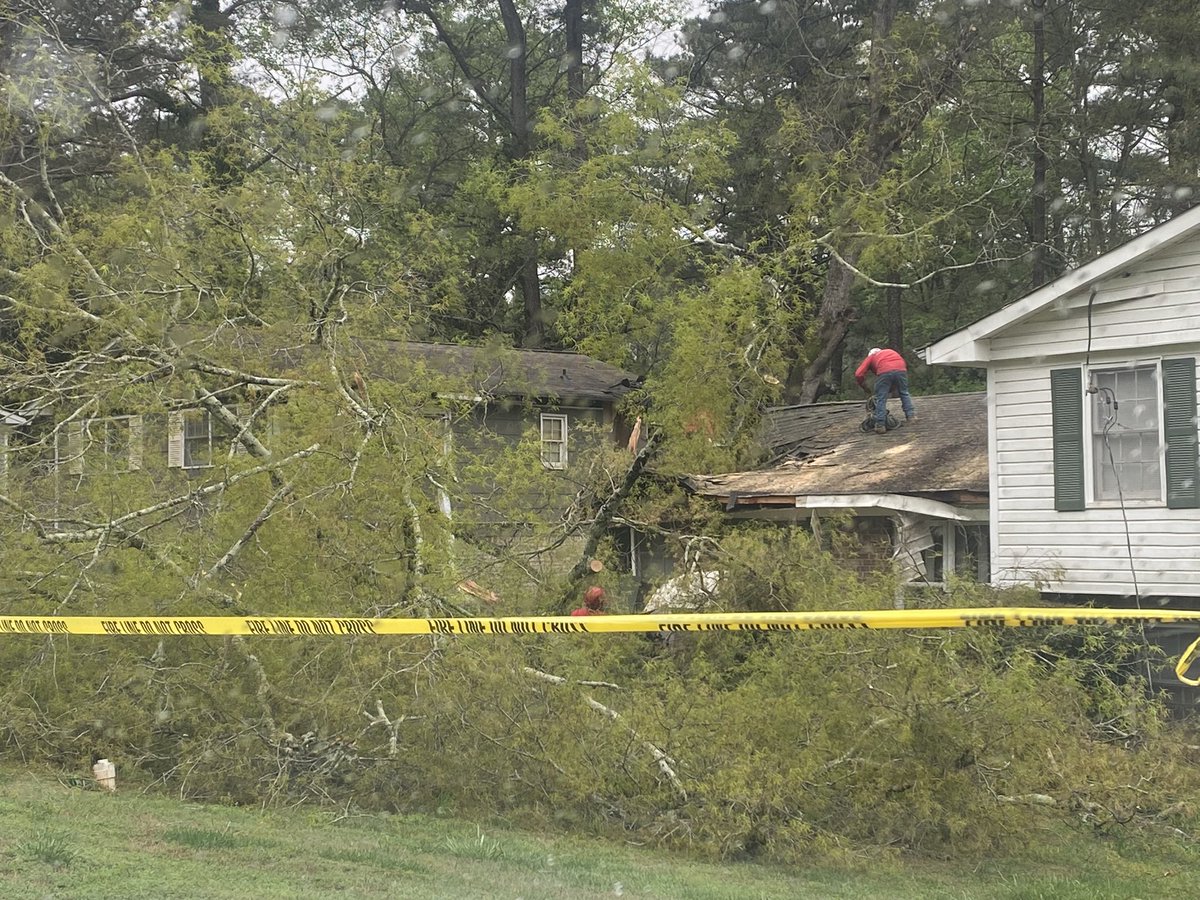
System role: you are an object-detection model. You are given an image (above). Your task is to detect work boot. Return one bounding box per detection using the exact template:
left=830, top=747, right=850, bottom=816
left=874, top=424, right=887, bottom=435
left=906, top=414, right=917, bottom=424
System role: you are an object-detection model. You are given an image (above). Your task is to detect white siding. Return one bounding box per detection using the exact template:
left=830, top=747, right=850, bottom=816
left=990, top=357, right=1200, bottom=599
left=991, top=231, right=1200, bottom=362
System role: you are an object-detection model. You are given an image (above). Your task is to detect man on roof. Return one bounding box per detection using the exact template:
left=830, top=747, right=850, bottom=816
left=855, top=347, right=916, bottom=435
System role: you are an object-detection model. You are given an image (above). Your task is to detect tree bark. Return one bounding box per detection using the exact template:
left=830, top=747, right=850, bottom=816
left=565, top=0, right=585, bottom=104
left=497, top=0, right=543, bottom=346
left=788, top=1, right=979, bottom=402
left=1030, top=0, right=1048, bottom=288
left=794, top=252, right=860, bottom=403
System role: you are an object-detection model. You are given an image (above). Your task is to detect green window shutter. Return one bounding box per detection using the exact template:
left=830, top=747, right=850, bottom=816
left=1051, top=367, right=1085, bottom=511
left=1162, top=357, right=1199, bottom=509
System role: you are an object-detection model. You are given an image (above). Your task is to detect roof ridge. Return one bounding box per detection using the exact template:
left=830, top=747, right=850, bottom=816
left=766, top=390, right=985, bottom=413
left=362, top=338, right=608, bottom=360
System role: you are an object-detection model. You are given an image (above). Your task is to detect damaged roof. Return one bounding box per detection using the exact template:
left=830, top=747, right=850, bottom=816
left=688, top=392, right=988, bottom=502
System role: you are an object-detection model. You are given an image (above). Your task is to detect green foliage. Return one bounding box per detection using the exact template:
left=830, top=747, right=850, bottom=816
left=17, top=828, right=79, bottom=868
left=3, top=522, right=1196, bottom=866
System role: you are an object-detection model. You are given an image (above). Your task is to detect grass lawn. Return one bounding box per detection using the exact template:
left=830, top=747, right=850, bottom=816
left=0, top=767, right=1193, bottom=899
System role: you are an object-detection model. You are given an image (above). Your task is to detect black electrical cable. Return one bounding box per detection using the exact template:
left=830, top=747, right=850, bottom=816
left=1086, top=291, right=1153, bottom=687
left=1097, top=387, right=1142, bottom=601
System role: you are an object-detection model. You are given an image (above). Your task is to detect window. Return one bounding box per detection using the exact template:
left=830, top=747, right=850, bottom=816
left=1089, top=365, right=1162, bottom=501
left=921, top=525, right=946, bottom=584
left=540, top=414, right=568, bottom=469
left=81, top=417, right=143, bottom=473
left=958, top=523, right=990, bottom=583
left=1052, top=359, right=1199, bottom=510
left=897, top=519, right=990, bottom=587
left=168, top=410, right=213, bottom=469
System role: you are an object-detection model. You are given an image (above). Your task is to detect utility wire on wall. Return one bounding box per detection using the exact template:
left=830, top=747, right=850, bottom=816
left=1085, top=286, right=1154, bottom=688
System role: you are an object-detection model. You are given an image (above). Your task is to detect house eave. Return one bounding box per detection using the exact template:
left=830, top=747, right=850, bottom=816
left=794, top=493, right=984, bottom=521
left=922, top=204, right=1200, bottom=367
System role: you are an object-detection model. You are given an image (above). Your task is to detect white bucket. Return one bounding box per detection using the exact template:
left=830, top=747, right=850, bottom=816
left=92, top=758, right=116, bottom=792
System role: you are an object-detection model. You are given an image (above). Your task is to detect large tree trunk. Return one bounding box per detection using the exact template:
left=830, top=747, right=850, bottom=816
left=793, top=252, right=860, bottom=403
left=194, top=0, right=240, bottom=184
left=498, top=0, right=544, bottom=346
left=787, top=0, right=979, bottom=402
left=1030, top=0, right=1048, bottom=288
left=565, top=0, right=585, bottom=103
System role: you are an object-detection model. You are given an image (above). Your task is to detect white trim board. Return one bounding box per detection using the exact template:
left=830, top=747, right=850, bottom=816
left=793, top=493, right=986, bottom=522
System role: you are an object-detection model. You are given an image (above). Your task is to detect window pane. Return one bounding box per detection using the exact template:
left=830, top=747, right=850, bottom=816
left=183, top=412, right=211, bottom=467
left=185, top=413, right=209, bottom=439
left=106, top=420, right=129, bottom=466
left=1091, top=365, right=1161, bottom=502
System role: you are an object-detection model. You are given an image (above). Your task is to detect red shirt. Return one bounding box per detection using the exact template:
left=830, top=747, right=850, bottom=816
left=571, top=608, right=604, bottom=616
left=855, top=349, right=907, bottom=386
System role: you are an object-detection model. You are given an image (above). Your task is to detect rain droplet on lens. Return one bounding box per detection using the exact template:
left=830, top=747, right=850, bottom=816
left=273, top=3, right=299, bottom=27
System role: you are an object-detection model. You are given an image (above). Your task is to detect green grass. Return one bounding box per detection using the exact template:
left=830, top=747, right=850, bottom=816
left=0, top=767, right=1194, bottom=898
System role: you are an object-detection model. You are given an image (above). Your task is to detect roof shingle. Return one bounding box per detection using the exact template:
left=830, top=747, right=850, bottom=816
left=688, top=392, right=988, bottom=500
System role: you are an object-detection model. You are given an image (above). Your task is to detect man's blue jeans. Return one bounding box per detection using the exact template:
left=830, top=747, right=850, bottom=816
left=874, top=371, right=915, bottom=424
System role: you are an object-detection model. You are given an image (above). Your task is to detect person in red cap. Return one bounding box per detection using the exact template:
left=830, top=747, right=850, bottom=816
left=571, top=586, right=607, bottom=616
left=854, top=347, right=916, bottom=434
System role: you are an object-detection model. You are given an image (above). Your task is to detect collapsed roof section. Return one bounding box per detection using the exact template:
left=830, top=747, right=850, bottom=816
left=687, top=392, right=988, bottom=513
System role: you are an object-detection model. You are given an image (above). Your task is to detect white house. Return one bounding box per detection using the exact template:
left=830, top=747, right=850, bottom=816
left=923, top=205, right=1200, bottom=603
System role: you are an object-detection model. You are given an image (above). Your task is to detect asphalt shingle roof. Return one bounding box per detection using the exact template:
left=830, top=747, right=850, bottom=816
left=688, top=392, right=988, bottom=500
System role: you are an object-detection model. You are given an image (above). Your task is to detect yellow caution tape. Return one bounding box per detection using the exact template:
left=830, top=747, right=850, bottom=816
left=5, top=606, right=1198, bottom=682
left=0, top=607, right=1199, bottom=637
left=1177, top=634, right=1200, bottom=687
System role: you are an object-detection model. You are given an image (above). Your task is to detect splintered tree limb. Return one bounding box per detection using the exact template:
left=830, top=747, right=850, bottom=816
left=524, top=666, right=687, bottom=802
left=565, top=431, right=660, bottom=584
left=196, top=389, right=272, bottom=460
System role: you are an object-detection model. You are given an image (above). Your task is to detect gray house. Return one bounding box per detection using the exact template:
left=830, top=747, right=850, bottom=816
left=686, top=392, right=989, bottom=588
left=375, top=341, right=642, bottom=527
left=0, top=407, right=29, bottom=491
left=3, top=339, right=640, bottom=564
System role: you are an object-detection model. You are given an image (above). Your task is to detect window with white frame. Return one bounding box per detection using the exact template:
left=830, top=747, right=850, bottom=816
left=1089, top=364, right=1162, bottom=502
left=540, top=413, right=568, bottom=469
left=169, top=410, right=214, bottom=469
left=901, top=520, right=989, bottom=587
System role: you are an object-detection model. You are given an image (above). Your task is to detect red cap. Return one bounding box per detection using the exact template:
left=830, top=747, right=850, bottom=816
left=584, top=586, right=606, bottom=609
